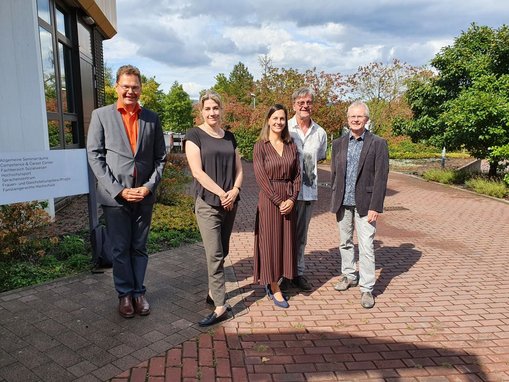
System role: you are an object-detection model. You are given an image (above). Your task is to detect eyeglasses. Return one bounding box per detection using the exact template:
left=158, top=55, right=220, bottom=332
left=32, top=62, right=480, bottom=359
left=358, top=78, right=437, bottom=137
left=295, top=101, right=313, bottom=107
left=118, top=84, right=141, bottom=92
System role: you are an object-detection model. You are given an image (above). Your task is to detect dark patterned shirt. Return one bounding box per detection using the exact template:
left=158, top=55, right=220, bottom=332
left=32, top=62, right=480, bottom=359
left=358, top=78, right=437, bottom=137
left=342, top=132, right=365, bottom=206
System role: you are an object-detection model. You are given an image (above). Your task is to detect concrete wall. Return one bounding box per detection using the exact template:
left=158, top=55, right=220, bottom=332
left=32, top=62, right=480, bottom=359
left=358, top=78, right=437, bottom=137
left=0, top=0, right=49, bottom=153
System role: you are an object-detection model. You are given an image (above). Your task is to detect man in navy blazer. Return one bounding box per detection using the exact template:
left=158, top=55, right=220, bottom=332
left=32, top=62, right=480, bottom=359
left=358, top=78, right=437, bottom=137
left=87, top=65, right=166, bottom=318
left=330, top=101, right=389, bottom=309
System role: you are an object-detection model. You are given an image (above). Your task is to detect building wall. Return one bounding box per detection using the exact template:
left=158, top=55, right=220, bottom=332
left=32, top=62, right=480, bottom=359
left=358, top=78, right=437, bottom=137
left=76, top=0, right=117, bottom=38
left=0, top=0, right=116, bottom=154
left=0, top=0, right=49, bottom=152
left=0, top=0, right=116, bottom=214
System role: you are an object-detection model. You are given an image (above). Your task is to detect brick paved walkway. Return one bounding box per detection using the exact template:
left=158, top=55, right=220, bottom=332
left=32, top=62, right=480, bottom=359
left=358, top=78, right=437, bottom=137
left=1, top=161, right=508, bottom=381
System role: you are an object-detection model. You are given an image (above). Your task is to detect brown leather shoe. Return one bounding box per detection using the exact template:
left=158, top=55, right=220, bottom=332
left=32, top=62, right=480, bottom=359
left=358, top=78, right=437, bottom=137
left=133, top=295, right=150, bottom=316
left=119, top=296, right=134, bottom=318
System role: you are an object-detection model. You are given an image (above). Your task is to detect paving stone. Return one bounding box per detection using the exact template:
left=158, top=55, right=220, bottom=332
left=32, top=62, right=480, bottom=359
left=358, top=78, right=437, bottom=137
left=32, top=361, right=77, bottom=382
left=0, top=348, right=16, bottom=369
left=67, top=360, right=97, bottom=378
left=0, top=362, right=40, bottom=382
left=12, top=345, right=52, bottom=368
left=22, top=330, right=59, bottom=352
left=1, top=162, right=508, bottom=381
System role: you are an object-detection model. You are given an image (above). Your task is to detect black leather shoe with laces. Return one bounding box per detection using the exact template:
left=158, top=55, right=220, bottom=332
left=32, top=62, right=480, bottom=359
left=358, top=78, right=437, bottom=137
left=293, top=276, right=312, bottom=292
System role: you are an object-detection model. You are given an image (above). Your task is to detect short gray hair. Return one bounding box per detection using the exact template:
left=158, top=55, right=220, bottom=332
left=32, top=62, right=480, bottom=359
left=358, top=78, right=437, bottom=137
left=347, top=101, right=370, bottom=118
left=291, top=87, right=314, bottom=103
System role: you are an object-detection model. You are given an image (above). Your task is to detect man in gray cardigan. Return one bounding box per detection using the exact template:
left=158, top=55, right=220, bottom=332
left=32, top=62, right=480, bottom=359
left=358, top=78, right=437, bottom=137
left=87, top=65, right=166, bottom=318
left=330, top=101, right=389, bottom=309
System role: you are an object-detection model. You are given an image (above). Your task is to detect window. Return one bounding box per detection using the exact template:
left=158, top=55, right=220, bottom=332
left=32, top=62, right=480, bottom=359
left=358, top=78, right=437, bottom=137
left=37, top=0, right=80, bottom=149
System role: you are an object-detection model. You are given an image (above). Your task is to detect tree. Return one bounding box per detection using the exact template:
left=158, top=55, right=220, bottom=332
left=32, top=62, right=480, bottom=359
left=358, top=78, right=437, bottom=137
left=258, top=54, right=272, bottom=77
left=257, top=65, right=305, bottom=107
left=104, top=64, right=116, bottom=106
left=345, top=59, right=419, bottom=135
left=398, top=24, right=509, bottom=175
left=255, top=62, right=348, bottom=136
left=161, top=81, right=194, bottom=133
left=213, top=62, right=254, bottom=105
left=140, top=75, right=165, bottom=118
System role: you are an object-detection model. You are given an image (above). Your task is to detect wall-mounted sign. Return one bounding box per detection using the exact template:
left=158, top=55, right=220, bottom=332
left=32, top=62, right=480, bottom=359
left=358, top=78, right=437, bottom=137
left=0, top=149, right=89, bottom=205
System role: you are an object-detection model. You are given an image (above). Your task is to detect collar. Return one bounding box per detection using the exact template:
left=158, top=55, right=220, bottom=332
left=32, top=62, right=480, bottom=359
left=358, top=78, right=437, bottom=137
left=349, top=130, right=366, bottom=141
left=289, top=116, right=316, bottom=131
left=116, top=99, right=141, bottom=115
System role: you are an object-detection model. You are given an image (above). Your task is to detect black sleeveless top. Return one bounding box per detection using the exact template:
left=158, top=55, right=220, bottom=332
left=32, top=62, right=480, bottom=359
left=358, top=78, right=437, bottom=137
left=184, top=127, right=239, bottom=207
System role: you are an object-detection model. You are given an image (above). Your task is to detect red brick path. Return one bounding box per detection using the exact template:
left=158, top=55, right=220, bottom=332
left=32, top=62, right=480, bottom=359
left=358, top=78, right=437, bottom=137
left=112, top=163, right=509, bottom=381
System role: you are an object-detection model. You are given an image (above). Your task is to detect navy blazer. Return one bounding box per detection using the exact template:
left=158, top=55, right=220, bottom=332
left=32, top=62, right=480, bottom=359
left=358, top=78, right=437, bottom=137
left=330, top=130, right=389, bottom=216
left=87, top=104, right=167, bottom=207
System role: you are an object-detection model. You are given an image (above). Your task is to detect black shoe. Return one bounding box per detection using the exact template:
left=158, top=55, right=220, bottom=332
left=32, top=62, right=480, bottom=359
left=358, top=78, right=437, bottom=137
left=293, top=276, right=312, bottom=292
left=279, top=278, right=293, bottom=292
left=206, top=294, right=214, bottom=306
left=198, top=308, right=230, bottom=327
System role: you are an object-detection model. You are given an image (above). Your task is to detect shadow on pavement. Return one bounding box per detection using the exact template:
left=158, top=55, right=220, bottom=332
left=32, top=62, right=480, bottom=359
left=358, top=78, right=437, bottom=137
left=229, top=329, right=487, bottom=381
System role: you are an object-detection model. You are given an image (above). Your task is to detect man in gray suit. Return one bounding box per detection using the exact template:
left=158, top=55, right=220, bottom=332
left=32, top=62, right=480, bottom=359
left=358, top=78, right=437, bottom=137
left=87, top=65, right=166, bottom=318
left=330, top=101, right=389, bottom=309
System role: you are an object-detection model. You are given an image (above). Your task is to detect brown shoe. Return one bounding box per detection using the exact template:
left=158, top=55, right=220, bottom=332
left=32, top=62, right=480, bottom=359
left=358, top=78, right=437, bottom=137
left=133, top=295, right=150, bottom=316
left=119, top=296, right=135, bottom=318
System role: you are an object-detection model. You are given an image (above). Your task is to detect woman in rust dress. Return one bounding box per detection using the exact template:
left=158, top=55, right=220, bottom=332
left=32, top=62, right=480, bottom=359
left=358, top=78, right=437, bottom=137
left=253, top=104, right=301, bottom=308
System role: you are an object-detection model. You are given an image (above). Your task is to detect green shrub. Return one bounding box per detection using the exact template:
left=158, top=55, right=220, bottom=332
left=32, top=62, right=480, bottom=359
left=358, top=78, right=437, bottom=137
left=151, top=198, right=198, bottom=233
left=504, top=173, right=509, bottom=186
left=233, top=126, right=260, bottom=160
left=48, top=235, right=88, bottom=261
left=157, top=177, right=185, bottom=206
left=149, top=197, right=200, bottom=250
left=157, top=156, right=192, bottom=206
left=0, top=253, right=91, bottom=292
left=388, top=136, right=471, bottom=160
left=148, top=230, right=201, bottom=252
left=0, top=153, right=198, bottom=292
left=0, top=201, right=53, bottom=261
left=465, top=177, right=508, bottom=198
left=422, top=169, right=470, bottom=184
left=391, top=152, right=442, bottom=159
left=388, top=137, right=434, bottom=155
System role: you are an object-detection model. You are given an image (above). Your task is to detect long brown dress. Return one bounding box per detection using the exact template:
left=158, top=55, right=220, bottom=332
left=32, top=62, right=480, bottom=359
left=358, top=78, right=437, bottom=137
left=253, top=139, right=301, bottom=285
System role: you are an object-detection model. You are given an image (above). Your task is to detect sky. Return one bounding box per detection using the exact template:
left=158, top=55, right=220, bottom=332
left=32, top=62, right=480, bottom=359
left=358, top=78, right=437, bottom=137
left=103, top=0, right=509, bottom=99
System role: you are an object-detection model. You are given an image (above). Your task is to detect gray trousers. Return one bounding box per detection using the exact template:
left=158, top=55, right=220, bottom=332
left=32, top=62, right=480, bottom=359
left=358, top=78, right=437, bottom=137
left=194, top=196, right=237, bottom=306
left=336, top=206, right=377, bottom=293
left=103, top=203, right=153, bottom=298
left=294, top=200, right=314, bottom=277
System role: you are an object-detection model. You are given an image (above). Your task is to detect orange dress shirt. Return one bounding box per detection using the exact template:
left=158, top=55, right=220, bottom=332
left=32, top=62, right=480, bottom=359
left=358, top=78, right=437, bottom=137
left=117, top=100, right=141, bottom=154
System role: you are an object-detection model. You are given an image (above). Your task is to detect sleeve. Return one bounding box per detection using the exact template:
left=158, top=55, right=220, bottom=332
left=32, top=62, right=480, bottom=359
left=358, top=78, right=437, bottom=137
left=253, top=142, right=284, bottom=206
left=330, top=139, right=337, bottom=187
left=184, top=127, right=200, bottom=149
left=86, top=108, right=125, bottom=198
left=318, top=129, right=328, bottom=161
left=228, top=130, right=238, bottom=150
left=369, top=138, right=390, bottom=213
left=143, top=113, right=167, bottom=194
left=289, top=143, right=301, bottom=203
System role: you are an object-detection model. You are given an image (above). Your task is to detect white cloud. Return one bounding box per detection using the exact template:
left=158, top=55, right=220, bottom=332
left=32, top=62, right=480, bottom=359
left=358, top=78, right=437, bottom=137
left=103, top=0, right=509, bottom=99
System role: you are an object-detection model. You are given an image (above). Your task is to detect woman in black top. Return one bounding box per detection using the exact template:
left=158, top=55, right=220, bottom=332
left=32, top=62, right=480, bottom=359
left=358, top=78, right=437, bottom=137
left=184, top=91, right=243, bottom=326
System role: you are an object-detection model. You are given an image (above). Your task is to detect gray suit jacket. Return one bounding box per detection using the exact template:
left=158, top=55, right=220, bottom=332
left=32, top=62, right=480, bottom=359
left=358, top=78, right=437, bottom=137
left=87, top=104, right=166, bottom=207
left=330, top=130, right=389, bottom=216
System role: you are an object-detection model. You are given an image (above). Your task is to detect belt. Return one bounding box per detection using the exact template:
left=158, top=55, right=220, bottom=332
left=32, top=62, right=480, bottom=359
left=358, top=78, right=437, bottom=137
left=270, top=179, right=294, bottom=197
